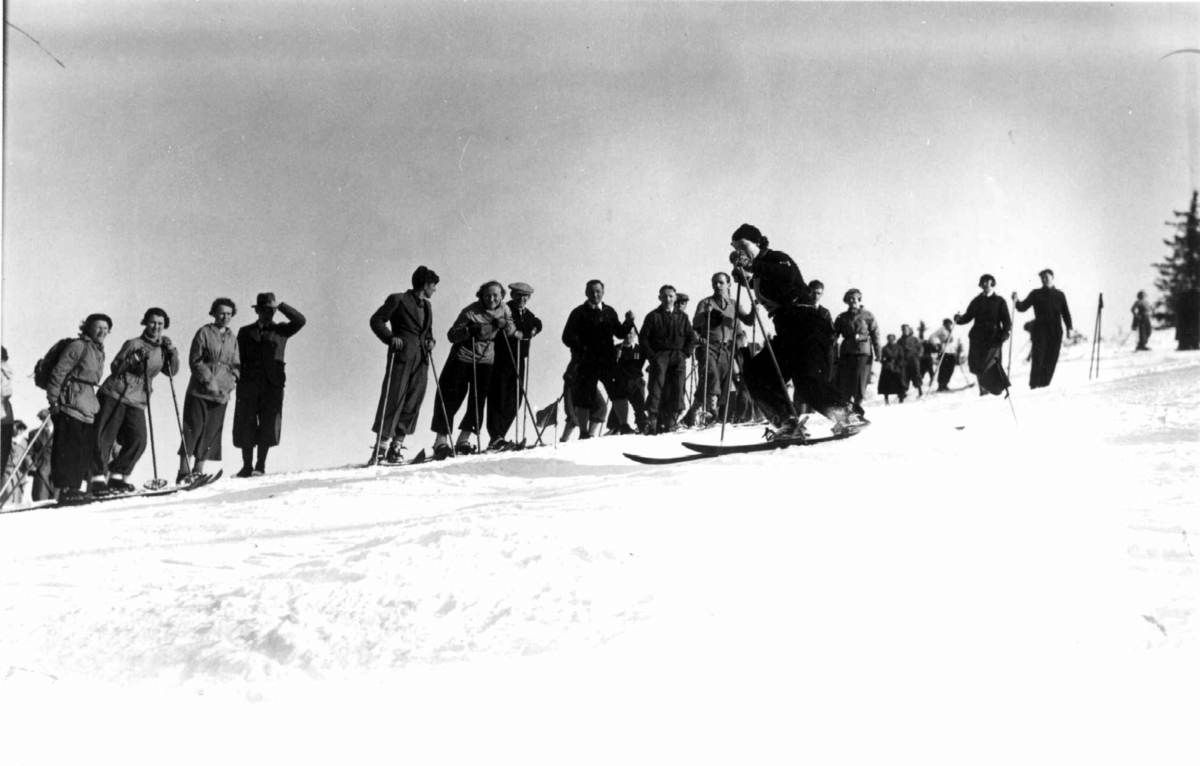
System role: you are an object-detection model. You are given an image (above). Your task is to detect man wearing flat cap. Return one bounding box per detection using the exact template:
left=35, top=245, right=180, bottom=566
left=486, top=281, right=543, bottom=449
left=1012, top=269, right=1072, bottom=389
left=232, top=292, right=306, bottom=477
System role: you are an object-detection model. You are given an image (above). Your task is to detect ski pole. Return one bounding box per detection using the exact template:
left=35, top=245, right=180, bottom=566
left=499, top=331, right=550, bottom=446
left=426, top=346, right=457, bottom=459
left=166, top=361, right=193, bottom=477
left=702, top=310, right=711, bottom=424
left=719, top=281, right=742, bottom=443
left=472, top=343, right=484, bottom=454
left=144, top=370, right=165, bottom=489
left=372, top=345, right=396, bottom=464
left=737, top=267, right=799, bottom=421
left=0, top=417, right=51, bottom=506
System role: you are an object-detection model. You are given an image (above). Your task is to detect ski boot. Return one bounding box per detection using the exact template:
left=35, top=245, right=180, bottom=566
left=766, top=415, right=810, bottom=442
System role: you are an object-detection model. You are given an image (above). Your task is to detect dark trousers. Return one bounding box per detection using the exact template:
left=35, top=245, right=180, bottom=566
left=486, top=360, right=520, bottom=441
left=746, top=305, right=855, bottom=425
left=645, top=350, right=687, bottom=421
left=179, top=393, right=228, bottom=462
left=373, top=355, right=429, bottom=439
left=692, top=343, right=732, bottom=409
left=1136, top=322, right=1152, bottom=350
left=937, top=356, right=956, bottom=390
left=837, top=354, right=871, bottom=406
left=51, top=412, right=94, bottom=490
left=234, top=381, right=285, bottom=449
left=1028, top=329, right=1062, bottom=389
left=93, top=395, right=148, bottom=477
left=432, top=358, right=493, bottom=435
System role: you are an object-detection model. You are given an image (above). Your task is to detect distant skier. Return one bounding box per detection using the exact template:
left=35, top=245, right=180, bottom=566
left=92, top=308, right=180, bottom=493
left=432, top=281, right=519, bottom=457
left=1131, top=290, right=1153, bottom=351
left=727, top=223, right=864, bottom=438
left=46, top=314, right=110, bottom=499
left=369, top=266, right=439, bottom=464
left=233, top=294, right=306, bottom=477
left=898, top=324, right=924, bottom=398
left=955, top=274, right=1012, bottom=396
left=833, top=289, right=881, bottom=408
left=640, top=285, right=696, bottom=434
left=561, top=280, right=633, bottom=440
left=178, top=299, right=240, bottom=483
left=1012, top=269, right=1073, bottom=389
left=487, top=282, right=543, bottom=450
left=877, top=333, right=906, bottom=404
left=928, top=318, right=963, bottom=392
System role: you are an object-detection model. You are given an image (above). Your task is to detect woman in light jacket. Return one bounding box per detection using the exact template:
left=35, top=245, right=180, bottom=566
left=430, top=281, right=518, bottom=458
left=178, top=298, right=240, bottom=482
left=46, top=314, right=110, bottom=498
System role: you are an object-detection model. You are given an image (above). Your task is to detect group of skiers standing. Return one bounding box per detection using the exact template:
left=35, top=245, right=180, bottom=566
left=4, top=295, right=306, bottom=502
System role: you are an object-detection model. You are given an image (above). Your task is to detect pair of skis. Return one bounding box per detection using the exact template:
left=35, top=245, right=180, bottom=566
left=55, top=470, right=224, bottom=507
left=623, top=430, right=860, bottom=465
left=361, top=437, right=531, bottom=470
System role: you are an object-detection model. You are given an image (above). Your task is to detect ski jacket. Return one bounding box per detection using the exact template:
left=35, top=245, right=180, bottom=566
left=928, top=327, right=963, bottom=363
left=562, top=302, right=630, bottom=362
left=45, top=336, right=106, bottom=424
left=737, top=249, right=810, bottom=314
left=371, top=289, right=434, bottom=366
left=957, top=294, right=1012, bottom=346
left=186, top=324, right=241, bottom=404
left=693, top=295, right=751, bottom=347
left=834, top=308, right=881, bottom=360
left=899, top=334, right=923, bottom=362
left=447, top=301, right=516, bottom=366
left=1014, top=287, right=1072, bottom=337
left=97, top=334, right=181, bottom=409
left=880, top=342, right=905, bottom=373
left=1131, top=299, right=1153, bottom=330
left=238, top=303, right=307, bottom=391
left=640, top=305, right=697, bottom=358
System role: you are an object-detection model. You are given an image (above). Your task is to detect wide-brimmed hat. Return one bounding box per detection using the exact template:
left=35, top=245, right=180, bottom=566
left=254, top=292, right=276, bottom=308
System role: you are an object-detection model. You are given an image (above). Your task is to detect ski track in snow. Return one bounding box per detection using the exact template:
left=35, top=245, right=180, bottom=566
left=2, top=338, right=1199, bottom=763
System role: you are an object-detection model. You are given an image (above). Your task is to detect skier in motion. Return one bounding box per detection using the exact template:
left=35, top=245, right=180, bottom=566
left=727, top=223, right=866, bottom=439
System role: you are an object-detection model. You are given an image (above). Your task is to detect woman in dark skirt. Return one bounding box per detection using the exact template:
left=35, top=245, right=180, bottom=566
left=877, top=333, right=907, bottom=404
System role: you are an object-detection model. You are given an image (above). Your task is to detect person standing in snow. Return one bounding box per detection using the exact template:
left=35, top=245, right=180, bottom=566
left=877, top=333, right=906, bottom=404
left=833, top=288, right=880, bottom=409
left=561, top=280, right=633, bottom=440
left=606, top=325, right=647, bottom=435
left=46, top=314, right=110, bottom=498
left=431, top=280, right=519, bottom=457
left=233, top=294, right=307, bottom=477
left=1131, top=290, right=1154, bottom=351
left=955, top=274, right=1012, bottom=396
left=727, top=223, right=864, bottom=438
left=178, top=299, right=240, bottom=483
left=928, top=318, right=963, bottom=392
left=1012, top=269, right=1072, bottom=389
left=640, top=285, right=696, bottom=434
left=898, top=323, right=924, bottom=399
left=809, top=280, right=837, bottom=384
left=91, top=308, right=181, bottom=493
left=1, top=347, right=13, bottom=483
left=487, top=282, right=542, bottom=450
left=369, top=266, right=439, bottom=464
left=686, top=272, right=752, bottom=427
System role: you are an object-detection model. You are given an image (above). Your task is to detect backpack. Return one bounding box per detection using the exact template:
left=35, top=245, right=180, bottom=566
left=33, top=337, right=79, bottom=390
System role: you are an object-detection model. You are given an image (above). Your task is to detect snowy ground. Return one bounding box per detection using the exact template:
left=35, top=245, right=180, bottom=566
left=2, top=334, right=1198, bottom=764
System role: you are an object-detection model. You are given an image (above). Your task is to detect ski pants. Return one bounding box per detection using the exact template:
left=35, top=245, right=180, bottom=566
left=645, top=349, right=687, bottom=423
left=1136, top=320, right=1152, bottom=350
left=178, top=393, right=228, bottom=462
left=432, top=358, right=493, bottom=436
left=1028, top=327, right=1063, bottom=389
left=486, top=356, right=520, bottom=442
left=937, top=356, right=956, bottom=390
left=372, top=355, right=428, bottom=439
left=92, top=394, right=147, bottom=477
left=837, top=353, right=871, bottom=406
left=746, top=304, right=856, bottom=426
left=692, top=342, right=732, bottom=412
left=51, top=412, right=94, bottom=491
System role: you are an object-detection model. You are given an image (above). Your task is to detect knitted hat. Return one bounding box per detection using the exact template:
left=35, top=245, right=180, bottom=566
left=730, top=223, right=763, bottom=245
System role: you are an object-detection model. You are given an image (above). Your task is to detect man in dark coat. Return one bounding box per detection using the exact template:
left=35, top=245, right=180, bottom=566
left=728, top=223, right=864, bottom=437
left=232, top=293, right=306, bottom=477
left=487, top=282, right=543, bottom=449
left=561, top=280, right=633, bottom=439
left=898, top=324, right=924, bottom=398
left=955, top=274, right=1012, bottom=396
left=368, top=266, right=438, bottom=464
left=1012, top=269, right=1073, bottom=389
left=640, top=285, right=696, bottom=434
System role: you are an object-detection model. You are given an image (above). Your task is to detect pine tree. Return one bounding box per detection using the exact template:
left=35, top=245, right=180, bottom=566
left=1154, top=190, right=1200, bottom=350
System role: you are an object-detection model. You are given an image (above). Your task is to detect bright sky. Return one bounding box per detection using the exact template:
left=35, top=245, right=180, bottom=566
left=3, top=1, right=1198, bottom=474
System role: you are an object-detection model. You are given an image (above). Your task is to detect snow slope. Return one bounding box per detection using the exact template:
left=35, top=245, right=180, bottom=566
left=2, top=336, right=1198, bottom=764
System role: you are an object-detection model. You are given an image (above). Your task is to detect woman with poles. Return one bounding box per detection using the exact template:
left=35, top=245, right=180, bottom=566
left=90, top=307, right=180, bottom=493
left=485, top=282, right=542, bottom=451
left=431, top=280, right=519, bottom=459
left=177, top=299, right=240, bottom=484
left=727, top=223, right=866, bottom=439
